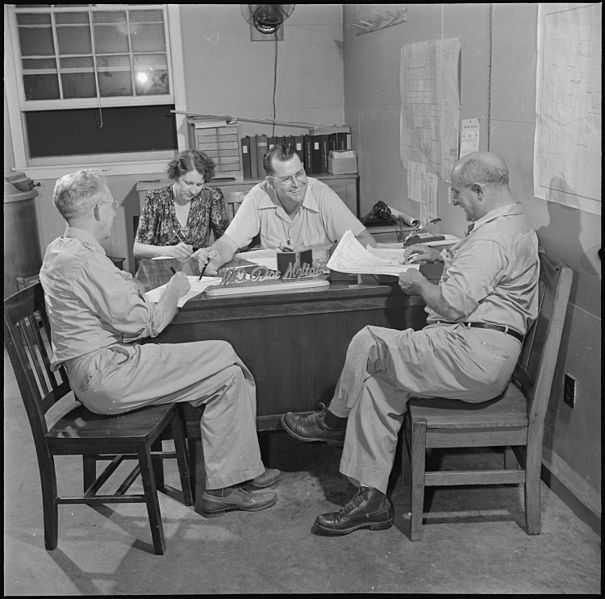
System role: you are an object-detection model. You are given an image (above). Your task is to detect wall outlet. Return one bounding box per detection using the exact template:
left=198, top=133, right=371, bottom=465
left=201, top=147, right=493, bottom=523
left=563, top=373, right=576, bottom=408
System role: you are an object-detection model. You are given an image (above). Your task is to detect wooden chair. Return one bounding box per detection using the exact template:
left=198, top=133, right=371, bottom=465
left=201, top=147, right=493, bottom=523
left=401, top=249, right=573, bottom=540
left=4, top=283, right=193, bottom=555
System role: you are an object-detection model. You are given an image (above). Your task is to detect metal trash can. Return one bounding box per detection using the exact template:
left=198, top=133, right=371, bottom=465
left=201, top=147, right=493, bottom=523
left=4, top=172, right=42, bottom=297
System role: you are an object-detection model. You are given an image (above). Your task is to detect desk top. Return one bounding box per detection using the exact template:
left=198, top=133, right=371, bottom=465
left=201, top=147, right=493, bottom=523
left=134, top=256, right=435, bottom=312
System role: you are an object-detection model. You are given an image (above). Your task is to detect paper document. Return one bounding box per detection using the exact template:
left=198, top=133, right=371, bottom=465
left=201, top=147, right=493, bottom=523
left=235, top=249, right=277, bottom=271
left=327, top=230, right=420, bottom=277
left=144, top=276, right=222, bottom=307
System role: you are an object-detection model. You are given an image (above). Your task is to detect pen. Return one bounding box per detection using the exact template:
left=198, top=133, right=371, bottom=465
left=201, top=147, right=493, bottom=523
left=170, top=266, right=177, bottom=275
left=198, top=263, right=207, bottom=281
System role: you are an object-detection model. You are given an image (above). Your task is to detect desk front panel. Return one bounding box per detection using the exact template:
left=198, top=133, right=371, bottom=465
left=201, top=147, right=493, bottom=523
left=153, top=283, right=427, bottom=430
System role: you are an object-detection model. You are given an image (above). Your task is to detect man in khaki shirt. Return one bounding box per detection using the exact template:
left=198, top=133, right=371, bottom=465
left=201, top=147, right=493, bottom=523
left=282, top=152, right=539, bottom=536
left=39, top=168, right=280, bottom=517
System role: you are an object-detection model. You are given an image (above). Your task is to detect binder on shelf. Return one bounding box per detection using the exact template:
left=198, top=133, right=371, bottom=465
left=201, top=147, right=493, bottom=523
left=319, top=134, right=330, bottom=173
left=328, top=133, right=338, bottom=153
left=311, top=135, right=322, bottom=174
left=256, top=134, right=268, bottom=177
left=250, top=134, right=259, bottom=179
left=241, top=136, right=252, bottom=179
left=303, top=135, right=314, bottom=173
left=337, top=132, right=349, bottom=150
left=294, top=135, right=304, bottom=158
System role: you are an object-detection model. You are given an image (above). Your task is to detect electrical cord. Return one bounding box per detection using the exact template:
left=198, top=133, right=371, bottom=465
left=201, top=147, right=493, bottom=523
left=272, top=32, right=279, bottom=137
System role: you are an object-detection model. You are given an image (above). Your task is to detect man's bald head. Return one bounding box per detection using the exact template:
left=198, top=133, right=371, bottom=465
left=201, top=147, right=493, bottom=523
left=452, top=151, right=509, bottom=189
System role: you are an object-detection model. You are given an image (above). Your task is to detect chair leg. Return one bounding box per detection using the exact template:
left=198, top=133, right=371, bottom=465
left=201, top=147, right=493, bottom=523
left=138, top=446, right=166, bottom=555
left=171, top=413, right=193, bottom=506
left=401, top=415, right=412, bottom=486
left=410, top=418, right=427, bottom=541
left=188, top=438, right=204, bottom=506
left=524, top=446, right=542, bottom=535
left=39, top=455, right=59, bottom=550
left=151, top=439, right=166, bottom=492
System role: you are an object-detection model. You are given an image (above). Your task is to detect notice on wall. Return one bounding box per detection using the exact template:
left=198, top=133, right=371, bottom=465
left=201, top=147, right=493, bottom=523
left=459, top=118, right=480, bottom=158
left=534, top=3, right=601, bottom=215
left=407, top=160, right=439, bottom=225
left=400, top=38, right=461, bottom=182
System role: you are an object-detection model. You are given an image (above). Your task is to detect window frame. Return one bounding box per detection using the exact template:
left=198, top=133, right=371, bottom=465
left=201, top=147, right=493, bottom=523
left=4, top=3, right=188, bottom=178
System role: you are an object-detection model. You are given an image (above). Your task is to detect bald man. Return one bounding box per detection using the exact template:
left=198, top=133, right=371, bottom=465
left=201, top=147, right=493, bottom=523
left=281, top=152, right=540, bottom=536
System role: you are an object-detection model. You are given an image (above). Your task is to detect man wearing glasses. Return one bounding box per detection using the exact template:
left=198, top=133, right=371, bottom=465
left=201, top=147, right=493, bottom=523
left=198, top=144, right=375, bottom=274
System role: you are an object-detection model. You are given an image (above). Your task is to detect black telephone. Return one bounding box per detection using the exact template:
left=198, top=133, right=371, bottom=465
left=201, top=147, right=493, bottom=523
left=361, top=201, right=397, bottom=226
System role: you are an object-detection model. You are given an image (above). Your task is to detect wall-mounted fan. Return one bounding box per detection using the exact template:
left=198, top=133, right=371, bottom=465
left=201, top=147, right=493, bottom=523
left=242, top=4, right=295, bottom=39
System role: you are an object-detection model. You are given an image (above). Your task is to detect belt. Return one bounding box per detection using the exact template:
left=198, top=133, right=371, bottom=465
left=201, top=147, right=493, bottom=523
left=434, top=321, right=524, bottom=342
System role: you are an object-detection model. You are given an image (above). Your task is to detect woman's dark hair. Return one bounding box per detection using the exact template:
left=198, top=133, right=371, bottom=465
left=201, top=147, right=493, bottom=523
left=167, top=149, right=215, bottom=182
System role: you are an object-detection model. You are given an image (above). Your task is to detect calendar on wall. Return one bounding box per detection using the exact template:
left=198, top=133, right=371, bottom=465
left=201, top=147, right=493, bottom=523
left=187, top=119, right=244, bottom=181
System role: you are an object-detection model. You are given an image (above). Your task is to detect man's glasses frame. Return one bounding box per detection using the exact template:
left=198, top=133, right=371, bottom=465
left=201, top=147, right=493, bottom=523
left=267, top=168, right=307, bottom=187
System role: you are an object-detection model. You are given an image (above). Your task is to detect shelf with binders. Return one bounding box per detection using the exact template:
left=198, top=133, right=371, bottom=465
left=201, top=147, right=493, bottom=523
left=240, top=131, right=353, bottom=180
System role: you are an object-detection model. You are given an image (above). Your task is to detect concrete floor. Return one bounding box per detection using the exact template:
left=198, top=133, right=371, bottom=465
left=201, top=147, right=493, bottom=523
left=3, top=350, right=601, bottom=595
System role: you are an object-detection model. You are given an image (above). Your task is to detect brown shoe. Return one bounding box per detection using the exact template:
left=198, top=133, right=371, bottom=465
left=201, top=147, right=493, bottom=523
left=200, top=486, right=277, bottom=517
left=281, top=409, right=345, bottom=446
left=312, top=487, right=394, bottom=536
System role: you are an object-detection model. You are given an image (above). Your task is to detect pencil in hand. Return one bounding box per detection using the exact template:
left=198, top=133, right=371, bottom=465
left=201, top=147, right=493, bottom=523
left=198, top=264, right=207, bottom=281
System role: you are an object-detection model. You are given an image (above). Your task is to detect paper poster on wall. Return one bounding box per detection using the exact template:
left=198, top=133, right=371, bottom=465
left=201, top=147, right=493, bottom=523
left=400, top=37, right=461, bottom=182
left=406, top=160, right=425, bottom=203
left=459, top=118, right=480, bottom=158
left=534, top=3, right=601, bottom=215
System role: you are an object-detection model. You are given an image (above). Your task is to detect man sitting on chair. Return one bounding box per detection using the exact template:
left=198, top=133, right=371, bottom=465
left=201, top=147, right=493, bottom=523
left=39, top=168, right=280, bottom=517
left=281, top=151, right=540, bottom=536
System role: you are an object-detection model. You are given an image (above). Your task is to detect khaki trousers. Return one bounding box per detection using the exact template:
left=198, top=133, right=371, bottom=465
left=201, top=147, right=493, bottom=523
left=65, top=340, right=263, bottom=489
left=329, top=324, right=521, bottom=493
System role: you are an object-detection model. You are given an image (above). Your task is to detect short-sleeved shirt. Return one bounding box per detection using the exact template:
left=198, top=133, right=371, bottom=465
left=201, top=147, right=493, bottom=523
left=222, top=177, right=365, bottom=250
left=39, top=227, right=161, bottom=370
left=426, top=203, right=539, bottom=335
left=135, top=185, right=229, bottom=250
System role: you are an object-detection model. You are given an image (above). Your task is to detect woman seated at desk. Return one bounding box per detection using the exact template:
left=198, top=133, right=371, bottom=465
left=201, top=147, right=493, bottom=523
left=133, top=149, right=230, bottom=261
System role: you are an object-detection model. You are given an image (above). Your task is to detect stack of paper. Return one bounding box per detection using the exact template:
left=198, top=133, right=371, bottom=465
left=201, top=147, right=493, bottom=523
left=327, top=230, right=420, bottom=277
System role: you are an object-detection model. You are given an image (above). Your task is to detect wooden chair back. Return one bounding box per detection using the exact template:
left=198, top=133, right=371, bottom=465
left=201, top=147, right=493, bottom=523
left=512, top=249, right=572, bottom=444
left=4, top=283, right=192, bottom=555
left=402, top=249, right=573, bottom=540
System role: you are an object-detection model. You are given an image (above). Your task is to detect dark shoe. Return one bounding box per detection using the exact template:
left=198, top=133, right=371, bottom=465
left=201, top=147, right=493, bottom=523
left=312, top=487, right=394, bottom=536
left=281, top=409, right=346, bottom=446
left=200, top=486, right=277, bottom=517
left=242, top=467, right=281, bottom=490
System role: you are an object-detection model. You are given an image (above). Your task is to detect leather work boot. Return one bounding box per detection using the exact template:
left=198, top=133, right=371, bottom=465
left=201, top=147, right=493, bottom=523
left=312, top=486, right=394, bottom=536
left=281, top=408, right=346, bottom=446
left=200, top=486, right=277, bottom=517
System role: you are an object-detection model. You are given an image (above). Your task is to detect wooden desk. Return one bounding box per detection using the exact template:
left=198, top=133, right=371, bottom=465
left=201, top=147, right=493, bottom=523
left=136, top=258, right=428, bottom=431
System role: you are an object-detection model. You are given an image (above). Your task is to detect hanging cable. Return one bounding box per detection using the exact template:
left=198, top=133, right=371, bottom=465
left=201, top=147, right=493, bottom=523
left=487, top=3, right=493, bottom=150
left=271, top=31, right=279, bottom=137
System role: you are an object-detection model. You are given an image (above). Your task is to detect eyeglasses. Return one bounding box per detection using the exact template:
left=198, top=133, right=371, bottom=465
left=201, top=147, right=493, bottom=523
left=100, top=199, right=120, bottom=209
left=268, top=168, right=307, bottom=187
